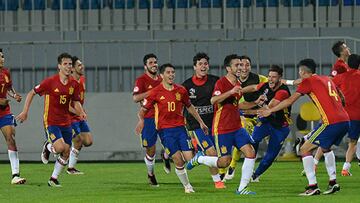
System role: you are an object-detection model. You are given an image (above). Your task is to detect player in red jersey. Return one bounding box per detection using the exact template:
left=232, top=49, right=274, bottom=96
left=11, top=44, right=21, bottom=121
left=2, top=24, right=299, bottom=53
left=135, top=63, right=208, bottom=193
left=133, top=54, right=171, bottom=187
left=330, top=41, right=351, bottom=77
left=259, top=59, right=350, bottom=196
left=0, top=48, right=26, bottom=184
left=332, top=54, right=360, bottom=176
left=66, top=56, right=93, bottom=175
left=16, top=53, right=86, bottom=187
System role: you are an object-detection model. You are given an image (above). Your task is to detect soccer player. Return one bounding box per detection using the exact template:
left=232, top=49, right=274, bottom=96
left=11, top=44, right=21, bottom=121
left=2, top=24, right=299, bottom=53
left=132, top=53, right=171, bottom=187
left=332, top=54, right=360, bottom=176
left=224, top=55, right=268, bottom=180
left=0, top=48, right=26, bottom=184
left=135, top=63, right=208, bottom=193
left=187, top=54, right=262, bottom=195
left=259, top=59, right=349, bottom=196
left=66, top=56, right=93, bottom=175
left=330, top=41, right=351, bottom=77
left=16, top=53, right=86, bottom=187
left=182, top=53, right=224, bottom=189
left=241, top=65, right=292, bottom=182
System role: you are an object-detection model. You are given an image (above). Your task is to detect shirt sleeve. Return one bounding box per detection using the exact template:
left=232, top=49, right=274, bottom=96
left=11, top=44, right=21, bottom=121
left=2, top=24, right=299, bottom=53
left=133, top=78, right=145, bottom=95
left=296, top=78, right=311, bottom=95
left=181, top=88, right=191, bottom=108
left=332, top=75, right=342, bottom=88
left=34, top=78, right=51, bottom=96
left=71, top=81, right=81, bottom=102
left=142, top=89, right=156, bottom=110
left=274, top=90, right=290, bottom=101
left=331, top=64, right=347, bottom=77
left=212, top=80, right=222, bottom=96
left=256, top=82, right=266, bottom=91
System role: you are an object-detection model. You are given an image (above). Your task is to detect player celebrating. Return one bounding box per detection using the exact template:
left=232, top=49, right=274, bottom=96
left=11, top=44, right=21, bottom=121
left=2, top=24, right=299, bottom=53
left=66, top=56, right=93, bottom=175
left=135, top=63, right=208, bottom=193
left=259, top=59, right=349, bottom=196
left=16, top=53, right=86, bottom=187
left=0, top=48, right=26, bottom=184
left=133, top=54, right=171, bottom=187
left=330, top=41, right=351, bottom=77
left=182, top=53, right=224, bottom=189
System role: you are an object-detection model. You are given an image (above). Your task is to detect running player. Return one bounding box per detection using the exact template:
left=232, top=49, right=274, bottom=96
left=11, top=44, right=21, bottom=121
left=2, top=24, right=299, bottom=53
left=135, top=63, right=208, bottom=193
left=0, top=48, right=26, bottom=184
left=182, top=53, right=224, bottom=189
left=133, top=54, right=171, bottom=187
left=66, top=56, right=93, bottom=175
left=16, top=53, right=86, bottom=187
left=259, top=58, right=349, bottom=196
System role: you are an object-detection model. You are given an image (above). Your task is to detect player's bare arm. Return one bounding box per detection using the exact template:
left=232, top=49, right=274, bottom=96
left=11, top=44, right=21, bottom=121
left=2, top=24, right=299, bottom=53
left=8, top=87, right=22, bottom=102
left=135, top=107, right=147, bottom=136
left=133, top=92, right=149, bottom=103
left=73, top=101, right=87, bottom=120
left=16, top=89, right=36, bottom=123
left=241, top=84, right=257, bottom=93
left=238, top=94, right=266, bottom=110
left=258, top=92, right=301, bottom=118
left=186, top=104, right=209, bottom=135
left=210, top=85, right=241, bottom=105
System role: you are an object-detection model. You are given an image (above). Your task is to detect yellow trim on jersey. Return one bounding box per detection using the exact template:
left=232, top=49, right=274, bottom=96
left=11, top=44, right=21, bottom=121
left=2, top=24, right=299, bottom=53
left=43, top=95, right=50, bottom=128
left=308, top=123, right=327, bottom=143
left=214, top=133, right=221, bottom=157
left=259, top=74, right=268, bottom=83
left=154, top=103, right=159, bottom=130
left=192, top=131, right=204, bottom=151
left=213, top=104, right=223, bottom=136
left=309, top=93, right=329, bottom=125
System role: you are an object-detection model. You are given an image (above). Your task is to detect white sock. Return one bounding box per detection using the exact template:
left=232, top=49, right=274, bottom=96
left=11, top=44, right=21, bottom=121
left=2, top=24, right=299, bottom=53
left=8, top=150, right=19, bottom=175
left=68, top=148, right=80, bottom=168
left=46, top=143, right=56, bottom=154
left=51, top=157, right=67, bottom=179
left=324, top=151, right=337, bottom=180
left=198, top=156, right=218, bottom=168
left=356, top=140, right=360, bottom=160
left=238, top=158, right=255, bottom=191
left=302, top=156, right=317, bottom=185
left=175, top=167, right=190, bottom=187
left=314, top=158, right=319, bottom=166
left=342, top=162, right=351, bottom=171
left=211, top=174, right=221, bottom=182
left=144, top=154, right=155, bottom=175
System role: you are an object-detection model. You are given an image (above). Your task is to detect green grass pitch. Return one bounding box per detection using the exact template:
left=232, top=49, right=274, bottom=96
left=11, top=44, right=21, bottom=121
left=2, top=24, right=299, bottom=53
left=0, top=160, right=359, bottom=202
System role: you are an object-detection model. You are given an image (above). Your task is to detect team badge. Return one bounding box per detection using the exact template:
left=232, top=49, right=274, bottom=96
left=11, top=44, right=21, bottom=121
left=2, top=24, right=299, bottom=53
left=221, top=145, right=227, bottom=154
left=202, top=140, right=209, bottom=148
left=175, top=92, right=181, bottom=101
left=214, top=90, right=221, bottom=96
left=50, top=133, right=56, bottom=141
left=189, top=88, right=196, bottom=99
left=143, top=139, right=148, bottom=147
left=331, top=70, right=337, bottom=76
left=69, top=87, right=74, bottom=95
left=133, top=86, right=139, bottom=93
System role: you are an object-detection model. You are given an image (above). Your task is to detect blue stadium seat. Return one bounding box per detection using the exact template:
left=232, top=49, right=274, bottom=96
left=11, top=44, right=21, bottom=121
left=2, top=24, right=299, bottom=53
left=24, top=0, right=45, bottom=10
left=112, top=0, right=135, bottom=8
left=282, top=0, right=309, bottom=6
left=80, top=0, right=104, bottom=9
left=199, top=0, right=222, bottom=8
left=52, top=0, right=76, bottom=9
left=139, top=0, right=164, bottom=9
left=343, top=0, right=360, bottom=5
left=312, top=0, right=338, bottom=6
left=0, top=0, right=19, bottom=11
left=226, top=0, right=252, bottom=7
left=256, top=0, right=279, bottom=6
left=167, top=0, right=193, bottom=8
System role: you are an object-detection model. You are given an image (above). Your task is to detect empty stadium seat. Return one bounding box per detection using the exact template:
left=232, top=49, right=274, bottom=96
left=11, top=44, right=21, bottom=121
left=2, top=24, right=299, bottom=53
left=199, top=0, right=222, bottom=8
left=257, top=0, right=279, bottom=7
left=0, top=0, right=19, bottom=11
left=139, top=0, right=164, bottom=9
left=282, top=0, right=309, bottom=6
left=51, top=0, right=76, bottom=9
left=112, top=0, right=135, bottom=8
left=23, top=0, right=45, bottom=10
left=311, top=0, right=338, bottom=6
left=81, top=0, right=107, bottom=9
left=226, top=0, right=252, bottom=7
left=167, top=0, right=193, bottom=8
left=343, top=0, right=360, bottom=5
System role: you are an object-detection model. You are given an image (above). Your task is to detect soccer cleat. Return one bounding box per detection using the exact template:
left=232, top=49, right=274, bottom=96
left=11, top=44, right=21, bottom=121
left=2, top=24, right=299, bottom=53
left=48, top=177, right=62, bottom=187
left=11, top=175, right=26, bottom=184
left=251, top=174, right=260, bottom=183
left=214, top=181, right=226, bottom=189
left=299, top=185, right=320, bottom=196
left=184, top=184, right=195, bottom=193
left=148, top=174, right=159, bottom=187
left=161, top=151, right=171, bottom=174
left=41, top=141, right=50, bottom=164
left=235, top=187, right=256, bottom=195
left=224, top=167, right=235, bottom=180
left=67, top=168, right=84, bottom=175
left=186, top=151, right=204, bottom=170
left=219, top=173, right=226, bottom=182
left=341, top=169, right=352, bottom=176
left=358, top=159, right=360, bottom=166
left=323, top=183, right=340, bottom=195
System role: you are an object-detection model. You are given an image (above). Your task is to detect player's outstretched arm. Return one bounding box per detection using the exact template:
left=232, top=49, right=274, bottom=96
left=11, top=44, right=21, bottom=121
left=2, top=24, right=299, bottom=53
left=8, top=87, right=22, bottom=102
left=241, top=84, right=257, bottom=93
left=133, top=92, right=149, bottom=103
left=135, top=107, right=147, bottom=136
left=16, top=89, right=36, bottom=123
left=210, top=85, right=242, bottom=105
left=258, top=92, right=301, bottom=118
left=186, top=104, right=209, bottom=135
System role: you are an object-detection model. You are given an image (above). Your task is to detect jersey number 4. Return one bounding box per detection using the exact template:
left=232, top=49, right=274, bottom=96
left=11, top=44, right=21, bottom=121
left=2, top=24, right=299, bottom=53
left=327, top=81, right=338, bottom=101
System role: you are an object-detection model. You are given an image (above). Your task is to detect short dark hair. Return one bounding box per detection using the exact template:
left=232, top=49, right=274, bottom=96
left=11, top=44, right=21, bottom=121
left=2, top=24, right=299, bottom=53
left=224, top=54, right=240, bottom=68
left=348, top=54, right=360, bottom=70
left=239, top=55, right=252, bottom=64
left=332, top=41, right=345, bottom=57
left=298, top=59, right=316, bottom=74
left=57, top=53, right=72, bottom=64
left=0, top=48, right=2, bottom=53
left=269, top=65, right=283, bottom=76
left=71, top=56, right=79, bottom=66
left=143, top=53, right=157, bottom=65
left=159, top=63, right=175, bottom=74
left=193, top=52, right=209, bottom=66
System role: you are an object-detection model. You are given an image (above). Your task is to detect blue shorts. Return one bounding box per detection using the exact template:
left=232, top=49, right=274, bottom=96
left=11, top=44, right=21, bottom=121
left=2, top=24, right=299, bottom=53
left=307, top=121, right=350, bottom=149
left=45, top=125, right=73, bottom=146
left=71, top=120, right=91, bottom=138
left=252, top=123, right=290, bottom=145
left=158, top=126, right=193, bottom=157
left=215, top=128, right=254, bottom=157
left=140, top=118, right=159, bottom=148
left=348, top=120, right=360, bottom=140
left=191, top=128, right=214, bottom=152
left=0, top=114, right=16, bottom=128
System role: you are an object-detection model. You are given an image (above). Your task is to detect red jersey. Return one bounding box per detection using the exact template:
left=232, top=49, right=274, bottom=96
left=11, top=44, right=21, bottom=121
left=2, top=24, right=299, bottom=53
left=34, top=74, right=81, bottom=127
left=296, top=75, right=349, bottom=125
left=330, top=59, right=349, bottom=77
left=133, top=73, right=162, bottom=118
left=333, top=69, right=360, bottom=120
left=143, top=84, right=191, bottom=130
left=212, top=76, right=242, bottom=135
left=71, top=76, right=86, bottom=122
left=0, top=68, right=12, bottom=117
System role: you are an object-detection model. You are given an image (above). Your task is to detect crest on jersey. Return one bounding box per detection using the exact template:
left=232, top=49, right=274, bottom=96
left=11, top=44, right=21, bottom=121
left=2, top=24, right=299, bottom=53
left=331, top=70, right=337, bottom=76
left=143, top=139, right=148, bottom=147
left=4, top=75, right=9, bottom=83
left=133, top=86, right=139, bottom=93
left=189, top=88, right=196, bottom=99
left=202, top=140, right=209, bottom=148
left=50, top=133, right=56, bottom=141
left=69, top=87, right=74, bottom=95
left=214, top=90, right=221, bottom=96
left=175, top=92, right=181, bottom=101
left=221, top=145, right=227, bottom=154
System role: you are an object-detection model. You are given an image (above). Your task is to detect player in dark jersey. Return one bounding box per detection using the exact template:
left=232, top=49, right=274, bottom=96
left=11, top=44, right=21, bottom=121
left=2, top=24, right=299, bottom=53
left=259, top=59, right=349, bottom=196
left=182, top=53, right=224, bottom=189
